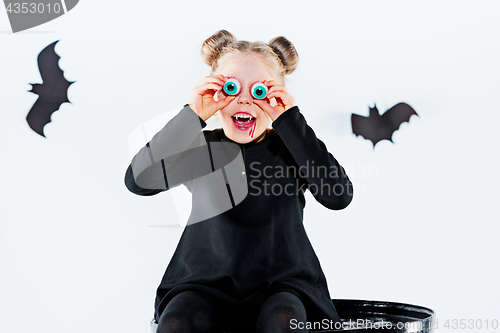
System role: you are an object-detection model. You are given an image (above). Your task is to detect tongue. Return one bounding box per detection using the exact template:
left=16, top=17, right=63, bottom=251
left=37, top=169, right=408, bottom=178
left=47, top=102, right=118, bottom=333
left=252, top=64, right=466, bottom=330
left=233, top=117, right=254, bottom=127
left=235, top=118, right=251, bottom=125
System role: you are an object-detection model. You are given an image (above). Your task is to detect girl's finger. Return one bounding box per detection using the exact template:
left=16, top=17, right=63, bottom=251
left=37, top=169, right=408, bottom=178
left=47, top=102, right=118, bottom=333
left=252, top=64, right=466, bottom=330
left=210, top=75, right=226, bottom=85
left=266, top=85, right=288, bottom=95
left=197, top=83, right=223, bottom=93
left=216, top=96, right=236, bottom=109
left=254, top=99, right=273, bottom=114
left=263, top=79, right=279, bottom=86
left=203, top=82, right=224, bottom=90
left=266, top=90, right=288, bottom=101
left=199, top=75, right=225, bottom=86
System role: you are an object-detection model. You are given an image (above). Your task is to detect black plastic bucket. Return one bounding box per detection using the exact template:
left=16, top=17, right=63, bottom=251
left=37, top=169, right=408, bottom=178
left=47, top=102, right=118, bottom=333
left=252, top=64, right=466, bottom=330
left=150, top=299, right=435, bottom=333
left=313, top=299, right=435, bottom=332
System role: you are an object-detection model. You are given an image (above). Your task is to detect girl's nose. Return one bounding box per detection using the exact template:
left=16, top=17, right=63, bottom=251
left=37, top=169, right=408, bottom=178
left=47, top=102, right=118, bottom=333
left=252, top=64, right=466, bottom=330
left=237, top=87, right=252, bottom=105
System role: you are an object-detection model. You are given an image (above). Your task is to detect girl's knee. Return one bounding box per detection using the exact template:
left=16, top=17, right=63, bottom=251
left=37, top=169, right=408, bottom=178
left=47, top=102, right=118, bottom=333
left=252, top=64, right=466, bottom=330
left=156, top=291, right=221, bottom=333
left=158, top=311, right=218, bottom=333
left=255, top=292, right=308, bottom=333
left=157, top=311, right=192, bottom=333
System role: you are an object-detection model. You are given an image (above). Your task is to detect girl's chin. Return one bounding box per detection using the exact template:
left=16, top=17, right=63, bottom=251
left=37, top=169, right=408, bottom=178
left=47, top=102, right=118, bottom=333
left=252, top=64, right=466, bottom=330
left=221, top=117, right=270, bottom=143
left=227, top=128, right=266, bottom=143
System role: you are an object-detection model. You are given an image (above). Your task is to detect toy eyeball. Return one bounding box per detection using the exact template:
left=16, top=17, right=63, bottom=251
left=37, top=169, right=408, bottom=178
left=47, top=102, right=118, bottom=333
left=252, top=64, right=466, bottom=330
left=222, top=77, right=241, bottom=96
left=250, top=81, right=268, bottom=99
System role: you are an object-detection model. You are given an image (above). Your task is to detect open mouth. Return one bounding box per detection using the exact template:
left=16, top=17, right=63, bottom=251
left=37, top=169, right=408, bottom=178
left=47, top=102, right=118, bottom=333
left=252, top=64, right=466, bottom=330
left=231, top=112, right=256, bottom=129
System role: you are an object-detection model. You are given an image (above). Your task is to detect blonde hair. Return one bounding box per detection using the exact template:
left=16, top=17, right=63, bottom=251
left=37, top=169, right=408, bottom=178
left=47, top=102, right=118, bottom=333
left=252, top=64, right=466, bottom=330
left=200, top=30, right=299, bottom=84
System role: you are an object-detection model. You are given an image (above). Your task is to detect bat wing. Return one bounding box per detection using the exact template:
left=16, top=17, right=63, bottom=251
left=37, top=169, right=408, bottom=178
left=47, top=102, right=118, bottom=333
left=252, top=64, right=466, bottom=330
left=352, top=113, right=384, bottom=147
left=26, top=96, right=65, bottom=137
left=38, top=40, right=73, bottom=91
left=381, top=103, right=418, bottom=139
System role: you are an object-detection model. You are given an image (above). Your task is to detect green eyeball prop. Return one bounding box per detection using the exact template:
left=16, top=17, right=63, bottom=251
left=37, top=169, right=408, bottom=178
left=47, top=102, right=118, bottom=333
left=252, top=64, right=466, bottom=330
left=251, top=81, right=268, bottom=99
left=223, top=77, right=241, bottom=96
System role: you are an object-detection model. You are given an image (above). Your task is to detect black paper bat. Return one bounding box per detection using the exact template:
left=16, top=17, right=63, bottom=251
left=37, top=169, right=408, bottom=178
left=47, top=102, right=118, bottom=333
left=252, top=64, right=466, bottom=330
left=351, top=103, right=418, bottom=148
left=26, top=40, right=74, bottom=137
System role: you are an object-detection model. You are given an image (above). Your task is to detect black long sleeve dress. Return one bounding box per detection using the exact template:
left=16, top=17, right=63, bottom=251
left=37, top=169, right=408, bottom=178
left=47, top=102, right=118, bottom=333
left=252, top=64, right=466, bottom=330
left=124, top=104, right=353, bottom=327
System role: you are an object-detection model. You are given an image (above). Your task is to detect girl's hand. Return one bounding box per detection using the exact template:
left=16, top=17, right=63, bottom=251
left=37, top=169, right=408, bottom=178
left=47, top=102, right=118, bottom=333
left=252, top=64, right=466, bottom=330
left=188, top=74, right=236, bottom=121
left=253, top=80, right=296, bottom=122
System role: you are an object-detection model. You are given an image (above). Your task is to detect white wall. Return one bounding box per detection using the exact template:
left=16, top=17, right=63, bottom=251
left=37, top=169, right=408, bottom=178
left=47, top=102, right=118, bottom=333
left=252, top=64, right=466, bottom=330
left=1, top=0, right=498, bottom=332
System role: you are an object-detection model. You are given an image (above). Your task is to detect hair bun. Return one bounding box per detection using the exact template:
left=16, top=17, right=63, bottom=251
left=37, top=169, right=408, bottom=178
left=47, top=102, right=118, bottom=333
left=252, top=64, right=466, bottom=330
left=201, top=30, right=237, bottom=67
left=268, top=36, right=299, bottom=75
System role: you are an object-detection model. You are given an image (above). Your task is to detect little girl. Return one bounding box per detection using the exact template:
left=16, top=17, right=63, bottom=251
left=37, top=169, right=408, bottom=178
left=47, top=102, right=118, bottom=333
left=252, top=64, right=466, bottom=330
left=125, top=30, right=353, bottom=333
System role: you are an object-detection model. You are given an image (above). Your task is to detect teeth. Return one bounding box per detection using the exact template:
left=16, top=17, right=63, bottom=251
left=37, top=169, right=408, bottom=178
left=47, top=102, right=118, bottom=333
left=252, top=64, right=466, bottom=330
left=233, top=113, right=254, bottom=120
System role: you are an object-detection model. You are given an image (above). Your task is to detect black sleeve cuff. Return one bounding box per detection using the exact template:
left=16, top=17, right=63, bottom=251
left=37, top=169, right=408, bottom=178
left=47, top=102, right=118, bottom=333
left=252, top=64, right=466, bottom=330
left=271, top=105, right=300, bottom=128
left=184, top=104, right=207, bottom=128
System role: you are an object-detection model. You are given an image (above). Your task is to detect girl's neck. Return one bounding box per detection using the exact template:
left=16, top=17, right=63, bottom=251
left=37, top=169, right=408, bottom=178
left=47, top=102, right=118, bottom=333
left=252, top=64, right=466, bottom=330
left=250, top=129, right=267, bottom=143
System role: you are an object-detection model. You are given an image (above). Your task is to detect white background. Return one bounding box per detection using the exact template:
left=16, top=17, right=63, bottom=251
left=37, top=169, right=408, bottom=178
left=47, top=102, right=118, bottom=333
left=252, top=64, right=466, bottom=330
left=1, top=0, right=499, bottom=332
